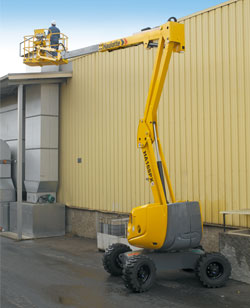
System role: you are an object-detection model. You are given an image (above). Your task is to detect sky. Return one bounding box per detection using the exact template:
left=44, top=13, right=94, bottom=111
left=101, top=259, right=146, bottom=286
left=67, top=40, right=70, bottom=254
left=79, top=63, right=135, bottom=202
left=0, top=0, right=224, bottom=77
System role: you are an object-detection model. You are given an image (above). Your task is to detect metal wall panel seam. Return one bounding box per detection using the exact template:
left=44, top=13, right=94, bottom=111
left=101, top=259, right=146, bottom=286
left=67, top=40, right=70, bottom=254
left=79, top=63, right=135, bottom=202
left=228, top=3, right=240, bottom=226
left=202, top=12, right=212, bottom=223
left=209, top=10, right=219, bottom=224
left=224, top=4, right=234, bottom=226
left=191, top=16, right=199, bottom=205
left=244, top=0, right=250, bottom=227
left=215, top=7, right=226, bottom=225
left=184, top=19, right=194, bottom=204
left=236, top=0, right=247, bottom=226
left=196, top=14, right=205, bottom=221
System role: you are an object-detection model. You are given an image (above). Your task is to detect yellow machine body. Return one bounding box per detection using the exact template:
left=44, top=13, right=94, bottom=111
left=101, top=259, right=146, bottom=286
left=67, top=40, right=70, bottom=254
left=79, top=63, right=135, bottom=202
left=127, top=203, right=167, bottom=249
left=127, top=201, right=203, bottom=250
left=21, top=28, right=68, bottom=66
left=100, top=19, right=203, bottom=251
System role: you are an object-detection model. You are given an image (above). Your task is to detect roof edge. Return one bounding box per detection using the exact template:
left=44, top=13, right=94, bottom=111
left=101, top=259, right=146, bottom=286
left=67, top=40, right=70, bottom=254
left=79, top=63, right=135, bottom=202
left=178, top=0, right=239, bottom=21
left=64, top=44, right=99, bottom=59
left=0, top=71, right=72, bottom=83
left=67, top=0, right=240, bottom=60
left=7, top=71, right=72, bottom=81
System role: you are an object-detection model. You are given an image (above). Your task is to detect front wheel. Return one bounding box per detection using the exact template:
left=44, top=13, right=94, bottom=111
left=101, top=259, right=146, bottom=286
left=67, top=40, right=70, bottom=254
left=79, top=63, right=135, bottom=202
left=196, top=252, right=231, bottom=288
left=103, top=243, right=131, bottom=276
left=123, top=255, right=156, bottom=293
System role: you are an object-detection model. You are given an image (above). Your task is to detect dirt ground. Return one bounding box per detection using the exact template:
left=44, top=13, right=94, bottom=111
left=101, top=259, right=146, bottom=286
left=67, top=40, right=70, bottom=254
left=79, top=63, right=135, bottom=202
left=1, top=235, right=249, bottom=308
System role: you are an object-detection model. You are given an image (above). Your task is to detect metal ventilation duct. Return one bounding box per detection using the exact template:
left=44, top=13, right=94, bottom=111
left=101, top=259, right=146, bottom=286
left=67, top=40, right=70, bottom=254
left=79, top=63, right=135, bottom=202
left=24, top=84, right=59, bottom=203
left=0, top=139, right=16, bottom=202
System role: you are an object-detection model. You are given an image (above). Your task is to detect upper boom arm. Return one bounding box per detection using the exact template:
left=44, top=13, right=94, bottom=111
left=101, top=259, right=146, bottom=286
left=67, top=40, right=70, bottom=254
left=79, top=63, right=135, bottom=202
left=99, top=19, right=185, bottom=205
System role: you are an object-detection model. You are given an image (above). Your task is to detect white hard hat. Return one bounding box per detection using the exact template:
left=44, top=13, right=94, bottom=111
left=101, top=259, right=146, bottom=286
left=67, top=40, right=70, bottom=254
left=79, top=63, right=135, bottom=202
left=51, top=20, right=56, bottom=26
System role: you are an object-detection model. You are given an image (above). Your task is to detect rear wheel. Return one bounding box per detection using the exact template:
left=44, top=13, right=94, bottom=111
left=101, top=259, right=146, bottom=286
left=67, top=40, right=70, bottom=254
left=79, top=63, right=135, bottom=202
left=123, top=255, right=156, bottom=293
left=196, top=252, right=231, bottom=288
left=103, top=243, right=131, bottom=276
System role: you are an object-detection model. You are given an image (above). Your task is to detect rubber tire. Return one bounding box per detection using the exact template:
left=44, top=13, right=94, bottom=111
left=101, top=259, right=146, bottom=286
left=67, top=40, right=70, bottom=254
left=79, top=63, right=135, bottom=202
left=123, top=255, right=156, bottom=293
left=196, top=252, right=231, bottom=288
left=103, top=243, right=131, bottom=276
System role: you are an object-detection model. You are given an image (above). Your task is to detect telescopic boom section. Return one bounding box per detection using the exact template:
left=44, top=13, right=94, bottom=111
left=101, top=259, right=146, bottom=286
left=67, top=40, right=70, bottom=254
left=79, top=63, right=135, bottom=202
left=99, top=19, right=185, bottom=206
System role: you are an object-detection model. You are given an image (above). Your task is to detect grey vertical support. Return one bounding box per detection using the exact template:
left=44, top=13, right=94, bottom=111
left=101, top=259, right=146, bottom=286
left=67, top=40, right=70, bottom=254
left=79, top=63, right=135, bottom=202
left=153, top=122, right=167, bottom=203
left=17, top=84, right=23, bottom=240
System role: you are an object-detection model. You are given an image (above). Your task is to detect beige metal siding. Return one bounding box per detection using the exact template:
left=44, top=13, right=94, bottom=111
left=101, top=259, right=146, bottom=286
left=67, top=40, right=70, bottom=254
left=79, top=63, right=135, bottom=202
left=58, top=0, right=250, bottom=227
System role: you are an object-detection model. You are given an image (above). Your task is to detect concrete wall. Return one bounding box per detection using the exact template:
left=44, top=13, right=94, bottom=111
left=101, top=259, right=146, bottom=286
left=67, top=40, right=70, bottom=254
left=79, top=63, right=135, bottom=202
left=220, top=231, right=250, bottom=284
left=200, top=224, right=236, bottom=252
left=66, top=207, right=128, bottom=239
left=66, top=207, right=229, bottom=252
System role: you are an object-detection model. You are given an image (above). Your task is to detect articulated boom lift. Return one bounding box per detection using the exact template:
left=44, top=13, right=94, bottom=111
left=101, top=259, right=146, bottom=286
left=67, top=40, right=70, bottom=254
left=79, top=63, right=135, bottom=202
left=20, top=19, right=231, bottom=293
left=102, top=18, right=231, bottom=292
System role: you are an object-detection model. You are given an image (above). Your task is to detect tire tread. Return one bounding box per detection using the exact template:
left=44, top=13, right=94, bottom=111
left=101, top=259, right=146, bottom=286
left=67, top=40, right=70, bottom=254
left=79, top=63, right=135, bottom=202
left=122, top=255, right=156, bottom=293
left=196, top=252, right=231, bottom=288
left=103, top=243, right=131, bottom=276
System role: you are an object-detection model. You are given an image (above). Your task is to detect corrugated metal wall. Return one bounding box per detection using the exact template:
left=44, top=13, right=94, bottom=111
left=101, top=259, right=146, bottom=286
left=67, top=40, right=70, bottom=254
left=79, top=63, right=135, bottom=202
left=58, top=0, right=250, bottom=227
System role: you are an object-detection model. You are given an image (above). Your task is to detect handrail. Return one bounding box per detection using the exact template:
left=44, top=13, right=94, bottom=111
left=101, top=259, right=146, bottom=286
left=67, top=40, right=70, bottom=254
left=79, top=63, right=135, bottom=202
left=21, top=28, right=68, bottom=66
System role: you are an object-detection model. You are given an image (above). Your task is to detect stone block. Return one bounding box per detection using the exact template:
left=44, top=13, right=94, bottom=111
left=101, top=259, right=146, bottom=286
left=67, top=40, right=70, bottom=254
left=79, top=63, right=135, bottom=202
left=220, top=230, right=250, bottom=284
left=69, top=208, right=97, bottom=239
left=97, top=233, right=140, bottom=251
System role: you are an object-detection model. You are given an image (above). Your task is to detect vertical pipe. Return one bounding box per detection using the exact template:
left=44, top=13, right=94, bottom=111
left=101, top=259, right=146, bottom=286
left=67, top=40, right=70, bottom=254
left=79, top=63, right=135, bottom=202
left=17, top=84, right=23, bottom=240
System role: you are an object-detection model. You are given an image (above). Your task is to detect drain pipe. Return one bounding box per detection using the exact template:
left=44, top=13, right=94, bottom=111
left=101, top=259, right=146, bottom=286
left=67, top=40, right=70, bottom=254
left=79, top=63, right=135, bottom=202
left=17, top=85, right=23, bottom=240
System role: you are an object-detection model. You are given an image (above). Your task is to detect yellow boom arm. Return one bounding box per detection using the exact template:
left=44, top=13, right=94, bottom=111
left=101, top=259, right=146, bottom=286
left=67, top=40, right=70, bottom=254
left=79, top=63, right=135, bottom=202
left=100, top=19, right=203, bottom=251
left=99, top=18, right=185, bottom=206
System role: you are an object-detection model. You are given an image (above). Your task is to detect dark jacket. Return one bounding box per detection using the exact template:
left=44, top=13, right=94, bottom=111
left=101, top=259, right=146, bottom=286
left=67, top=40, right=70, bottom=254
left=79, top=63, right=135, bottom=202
left=48, top=26, right=60, bottom=45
